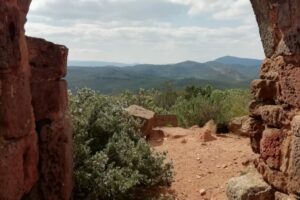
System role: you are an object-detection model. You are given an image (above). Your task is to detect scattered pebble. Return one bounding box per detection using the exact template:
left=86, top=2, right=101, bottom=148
left=181, top=138, right=187, bottom=144
left=152, top=127, right=253, bottom=199
left=199, top=189, right=206, bottom=196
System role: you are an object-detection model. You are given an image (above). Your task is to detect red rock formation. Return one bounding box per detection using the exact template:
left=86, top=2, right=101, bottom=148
left=250, top=0, right=300, bottom=196
left=27, top=36, right=73, bottom=200
left=153, top=115, right=178, bottom=127
left=0, top=1, right=72, bottom=200
left=125, top=105, right=179, bottom=139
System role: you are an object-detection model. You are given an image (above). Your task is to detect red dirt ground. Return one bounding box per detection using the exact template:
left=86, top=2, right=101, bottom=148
left=152, top=127, right=255, bottom=200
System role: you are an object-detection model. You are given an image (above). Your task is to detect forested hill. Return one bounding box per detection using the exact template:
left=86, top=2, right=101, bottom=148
left=66, top=56, right=261, bottom=94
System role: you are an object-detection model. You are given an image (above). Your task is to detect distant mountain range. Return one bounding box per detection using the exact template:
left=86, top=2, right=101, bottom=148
left=215, top=56, right=262, bottom=66
left=67, top=56, right=262, bottom=94
left=68, top=60, right=134, bottom=67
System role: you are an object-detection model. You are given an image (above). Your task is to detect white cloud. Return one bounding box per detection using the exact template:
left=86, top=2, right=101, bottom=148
left=167, top=0, right=252, bottom=21
left=25, top=0, right=263, bottom=63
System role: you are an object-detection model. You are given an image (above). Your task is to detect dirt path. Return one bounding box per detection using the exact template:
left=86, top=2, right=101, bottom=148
left=152, top=127, right=255, bottom=200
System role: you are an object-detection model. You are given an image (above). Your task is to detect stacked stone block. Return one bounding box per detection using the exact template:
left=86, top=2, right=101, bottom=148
left=249, top=0, right=300, bottom=197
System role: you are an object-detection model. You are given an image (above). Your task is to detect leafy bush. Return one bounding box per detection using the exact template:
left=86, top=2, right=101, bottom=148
left=171, top=87, right=250, bottom=127
left=70, top=89, right=173, bottom=200
left=118, top=89, right=167, bottom=114
left=117, top=82, right=178, bottom=114
left=154, top=81, right=178, bottom=110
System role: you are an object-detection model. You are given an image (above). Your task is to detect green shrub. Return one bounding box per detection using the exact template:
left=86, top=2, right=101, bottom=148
left=117, top=82, right=178, bottom=114
left=171, top=87, right=250, bottom=127
left=118, top=89, right=167, bottom=114
left=70, top=89, right=173, bottom=200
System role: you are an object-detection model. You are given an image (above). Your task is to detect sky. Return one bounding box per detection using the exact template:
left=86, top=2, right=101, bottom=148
left=26, top=0, right=265, bottom=64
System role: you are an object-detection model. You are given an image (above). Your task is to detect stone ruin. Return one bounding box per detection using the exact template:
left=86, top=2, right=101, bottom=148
left=125, top=105, right=178, bottom=139
left=0, top=1, right=72, bottom=200
left=1, top=0, right=300, bottom=200
left=230, top=0, right=300, bottom=199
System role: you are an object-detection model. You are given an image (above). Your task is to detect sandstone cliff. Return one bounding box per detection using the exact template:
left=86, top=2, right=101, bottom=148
left=0, top=1, right=72, bottom=199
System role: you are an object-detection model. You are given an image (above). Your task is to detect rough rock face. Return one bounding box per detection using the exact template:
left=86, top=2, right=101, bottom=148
left=125, top=105, right=179, bottom=138
left=227, top=166, right=274, bottom=200
left=228, top=116, right=252, bottom=137
left=0, top=1, right=72, bottom=200
left=248, top=0, right=300, bottom=197
left=27, top=36, right=73, bottom=200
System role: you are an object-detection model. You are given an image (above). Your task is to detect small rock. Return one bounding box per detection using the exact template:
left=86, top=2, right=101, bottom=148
left=242, top=159, right=254, bottom=166
left=181, top=138, right=187, bottom=144
left=199, top=189, right=206, bottom=196
left=196, top=175, right=201, bottom=179
left=199, top=120, right=217, bottom=142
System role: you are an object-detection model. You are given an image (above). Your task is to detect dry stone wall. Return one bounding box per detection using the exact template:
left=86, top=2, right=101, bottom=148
left=0, top=1, right=72, bottom=200
left=250, top=0, right=300, bottom=197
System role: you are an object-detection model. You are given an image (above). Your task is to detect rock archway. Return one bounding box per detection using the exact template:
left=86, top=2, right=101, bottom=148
left=249, top=0, right=300, bottom=197
left=0, top=0, right=300, bottom=199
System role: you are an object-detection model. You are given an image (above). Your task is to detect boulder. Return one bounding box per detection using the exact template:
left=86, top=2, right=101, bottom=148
left=200, top=120, right=217, bottom=142
left=227, top=166, right=274, bottom=200
left=228, top=116, right=251, bottom=136
left=125, top=105, right=156, bottom=137
left=275, top=192, right=297, bottom=200
left=125, top=105, right=155, bottom=120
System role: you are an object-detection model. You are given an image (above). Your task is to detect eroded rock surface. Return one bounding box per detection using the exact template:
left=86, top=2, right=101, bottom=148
left=227, top=166, right=274, bottom=200
left=248, top=0, right=300, bottom=197
left=0, top=1, right=72, bottom=200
